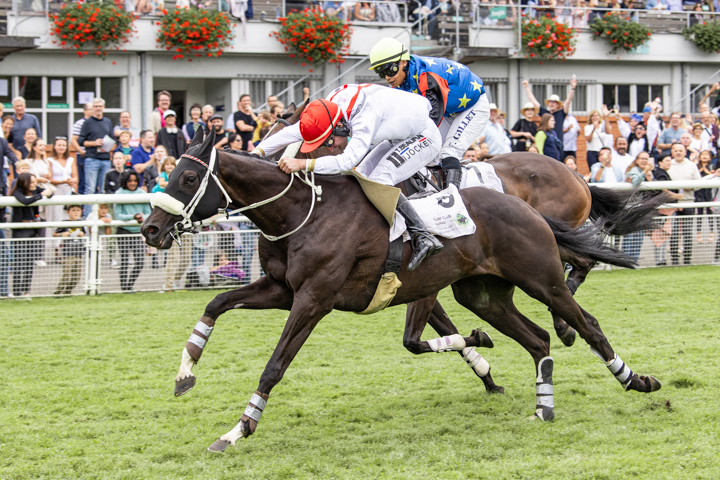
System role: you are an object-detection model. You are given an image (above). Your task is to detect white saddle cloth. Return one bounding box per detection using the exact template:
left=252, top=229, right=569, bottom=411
left=390, top=185, right=476, bottom=241
left=461, top=162, right=504, bottom=193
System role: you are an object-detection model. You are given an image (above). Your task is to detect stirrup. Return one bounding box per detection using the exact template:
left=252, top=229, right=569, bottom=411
left=446, top=169, right=463, bottom=190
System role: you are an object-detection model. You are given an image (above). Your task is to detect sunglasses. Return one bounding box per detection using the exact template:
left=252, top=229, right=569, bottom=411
left=373, top=62, right=400, bottom=79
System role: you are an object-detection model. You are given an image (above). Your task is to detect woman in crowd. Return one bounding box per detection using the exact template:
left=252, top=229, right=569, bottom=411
left=583, top=109, right=610, bottom=170
left=10, top=173, right=53, bottom=297
left=113, top=170, right=151, bottom=293
left=354, top=2, right=375, bottom=21
left=143, top=145, right=167, bottom=192
left=628, top=123, right=651, bottom=159
left=563, top=155, right=591, bottom=182
left=225, top=133, right=244, bottom=151
left=47, top=137, right=78, bottom=223
left=182, top=103, right=205, bottom=144
left=652, top=155, right=684, bottom=266
left=620, top=151, right=655, bottom=259
left=2, top=116, right=16, bottom=151
left=535, top=113, right=562, bottom=161
left=695, top=150, right=715, bottom=243
left=689, top=123, right=709, bottom=159
left=27, top=138, right=53, bottom=194
left=510, top=102, right=537, bottom=152
left=17, top=127, right=37, bottom=159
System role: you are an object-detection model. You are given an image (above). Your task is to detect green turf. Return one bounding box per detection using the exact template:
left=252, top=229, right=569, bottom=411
left=1, top=267, right=719, bottom=479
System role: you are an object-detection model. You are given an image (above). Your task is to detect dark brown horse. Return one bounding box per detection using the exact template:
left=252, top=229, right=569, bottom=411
left=141, top=130, right=661, bottom=452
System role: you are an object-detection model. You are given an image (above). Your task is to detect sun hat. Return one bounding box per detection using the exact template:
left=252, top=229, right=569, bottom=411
left=299, top=99, right=342, bottom=153
left=544, top=94, right=562, bottom=107
left=488, top=103, right=498, bottom=111
left=521, top=101, right=539, bottom=115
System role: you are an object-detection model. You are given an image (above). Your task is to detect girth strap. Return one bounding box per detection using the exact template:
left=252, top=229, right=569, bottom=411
left=385, top=236, right=404, bottom=274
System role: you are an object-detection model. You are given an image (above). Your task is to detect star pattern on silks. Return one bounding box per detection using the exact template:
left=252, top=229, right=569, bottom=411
left=413, top=73, right=419, bottom=83
left=455, top=63, right=466, bottom=70
left=458, top=93, right=471, bottom=109
left=412, top=89, right=418, bottom=94
left=470, top=80, right=483, bottom=91
left=446, top=65, right=454, bottom=75
left=425, top=58, right=437, bottom=67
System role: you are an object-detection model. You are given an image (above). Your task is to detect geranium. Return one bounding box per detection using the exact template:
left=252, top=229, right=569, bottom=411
left=521, top=16, right=576, bottom=61
left=272, top=8, right=351, bottom=68
left=157, top=7, right=235, bottom=60
left=51, top=0, right=135, bottom=58
left=590, top=13, right=651, bottom=54
left=683, top=21, right=720, bottom=54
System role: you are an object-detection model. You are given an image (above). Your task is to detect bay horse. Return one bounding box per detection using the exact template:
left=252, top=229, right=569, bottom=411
left=141, top=130, right=661, bottom=452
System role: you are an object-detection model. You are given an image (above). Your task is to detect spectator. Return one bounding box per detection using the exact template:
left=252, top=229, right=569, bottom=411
left=640, top=102, right=662, bottom=148
left=621, top=151, right=654, bottom=259
left=354, top=2, right=375, bottom=20
left=612, top=136, right=634, bottom=174
left=201, top=104, right=214, bottom=127
left=376, top=1, right=402, bottom=21
left=325, top=1, right=346, bottom=19
left=668, top=143, right=701, bottom=265
left=0, top=135, right=19, bottom=296
left=462, top=148, right=478, bottom=163
left=129, top=130, right=156, bottom=186
left=657, top=112, right=687, bottom=158
left=689, top=123, right=709, bottom=159
left=152, top=156, right=176, bottom=193
left=698, top=82, right=720, bottom=118
left=563, top=113, right=580, bottom=160
left=10, top=97, right=42, bottom=151
left=71, top=102, right=93, bottom=196
left=225, top=133, right=244, bottom=151
left=679, top=132, right=697, bottom=162
left=616, top=112, right=641, bottom=140
left=182, top=103, right=205, bottom=144
left=584, top=109, right=611, bottom=169
left=86, top=202, right=114, bottom=268
left=52, top=204, right=86, bottom=295
left=522, top=76, right=577, bottom=147
left=2, top=116, right=17, bottom=153
left=651, top=155, right=681, bottom=266
left=47, top=137, right=78, bottom=224
left=590, top=147, right=624, bottom=183
left=10, top=173, right=52, bottom=297
left=699, top=111, right=718, bottom=164
left=527, top=144, right=539, bottom=154
left=143, top=146, right=167, bottom=192
left=270, top=103, right=285, bottom=119
left=511, top=102, right=538, bottom=152
left=695, top=150, right=715, bottom=243
left=209, top=114, right=230, bottom=149
left=27, top=138, right=53, bottom=192
left=113, top=170, right=151, bottom=293
left=209, top=250, right=246, bottom=286
left=564, top=155, right=591, bottom=182
left=163, top=237, right=191, bottom=291
left=267, top=95, right=278, bottom=109
left=627, top=123, right=651, bottom=159
left=105, top=151, right=126, bottom=195
left=478, top=142, right=490, bottom=160
left=666, top=0, right=683, bottom=10
left=252, top=111, right=274, bottom=144
left=535, top=113, right=562, bottom=161
left=148, top=90, right=172, bottom=134
left=78, top=97, right=115, bottom=214
left=115, top=130, right=135, bottom=164
left=155, top=110, right=186, bottom=159
left=17, top=127, right=37, bottom=159
left=482, top=104, right=512, bottom=155
left=234, top=94, right=258, bottom=151
left=113, top=111, right=141, bottom=148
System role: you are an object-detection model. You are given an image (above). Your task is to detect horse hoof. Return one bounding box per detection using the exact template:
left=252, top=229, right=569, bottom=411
left=557, top=326, right=576, bottom=347
left=529, top=406, right=555, bottom=422
left=488, top=385, right=505, bottom=394
left=641, top=375, right=662, bottom=392
left=472, top=329, right=494, bottom=349
left=207, top=439, right=232, bottom=452
left=175, top=375, right=196, bottom=397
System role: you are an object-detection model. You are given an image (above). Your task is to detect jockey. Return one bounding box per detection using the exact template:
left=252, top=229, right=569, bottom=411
left=254, top=83, right=444, bottom=271
left=368, top=37, right=491, bottom=190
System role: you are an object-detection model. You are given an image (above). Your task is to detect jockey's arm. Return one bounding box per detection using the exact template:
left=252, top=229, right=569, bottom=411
left=254, top=123, right=304, bottom=157
left=312, top=122, right=375, bottom=175
left=418, top=72, right=448, bottom=126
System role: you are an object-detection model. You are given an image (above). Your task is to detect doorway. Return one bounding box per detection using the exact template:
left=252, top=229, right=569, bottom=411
left=153, top=90, right=186, bottom=128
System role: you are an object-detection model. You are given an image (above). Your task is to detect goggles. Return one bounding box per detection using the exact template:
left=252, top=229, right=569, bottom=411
left=373, top=62, right=400, bottom=79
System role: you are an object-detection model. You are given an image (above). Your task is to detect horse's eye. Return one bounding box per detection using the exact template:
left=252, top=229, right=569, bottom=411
left=185, top=175, right=196, bottom=184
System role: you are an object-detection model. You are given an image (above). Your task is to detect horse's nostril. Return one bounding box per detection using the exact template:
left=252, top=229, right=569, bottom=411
left=144, top=224, right=158, bottom=236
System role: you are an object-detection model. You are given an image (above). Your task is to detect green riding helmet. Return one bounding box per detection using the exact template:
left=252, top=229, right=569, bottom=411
left=368, top=37, right=411, bottom=70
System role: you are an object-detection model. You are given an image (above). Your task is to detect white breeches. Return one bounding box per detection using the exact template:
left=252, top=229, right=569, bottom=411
left=438, top=94, right=491, bottom=161
left=355, top=117, right=442, bottom=187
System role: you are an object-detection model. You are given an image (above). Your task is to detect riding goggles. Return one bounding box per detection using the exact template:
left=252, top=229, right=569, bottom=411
left=373, top=61, right=400, bottom=79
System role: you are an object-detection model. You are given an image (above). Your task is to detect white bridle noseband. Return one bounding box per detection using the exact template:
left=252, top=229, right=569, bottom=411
left=150, top=141, right=322, bottom=243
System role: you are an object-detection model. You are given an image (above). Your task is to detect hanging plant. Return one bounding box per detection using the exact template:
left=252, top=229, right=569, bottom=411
left=272, top=8, right=352, bottom=69
left=590, top=13, right=652, bottom=55
left=156, top=8, right=235, bottom=61
left=51, top=0, right=135, bottom=58
left=683, top=21, right=720, bottom=54
left=520, top=14, right=577, bottom=61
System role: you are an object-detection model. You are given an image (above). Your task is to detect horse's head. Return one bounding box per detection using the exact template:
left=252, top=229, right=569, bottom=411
left=141, top=128, right=228, bottom=249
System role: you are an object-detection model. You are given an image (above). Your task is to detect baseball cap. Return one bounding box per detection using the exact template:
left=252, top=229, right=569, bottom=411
left=163, top=109, right=177, bottom=119
left=208, top=114, right=223, bottom=122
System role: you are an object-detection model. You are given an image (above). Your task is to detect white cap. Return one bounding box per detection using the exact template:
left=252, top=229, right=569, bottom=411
left=163, top=109, right=177, bottom=119
left=488, top=103, right=498, bottom=110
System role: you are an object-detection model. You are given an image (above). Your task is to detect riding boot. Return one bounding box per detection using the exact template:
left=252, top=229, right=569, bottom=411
left=396, top=194, right=443, bottom=271
left=442, top=157, right=463, bottom=190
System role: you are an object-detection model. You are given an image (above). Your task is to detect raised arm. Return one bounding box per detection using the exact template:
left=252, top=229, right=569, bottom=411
left=522, top=80, right=541, bottom=110
left=563, top=76, right=578, bottom=114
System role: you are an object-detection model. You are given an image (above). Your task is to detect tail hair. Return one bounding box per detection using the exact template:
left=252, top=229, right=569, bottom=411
left=542, top=214, right=637, bottom=269
left=588, top=186, right=671, bottom=236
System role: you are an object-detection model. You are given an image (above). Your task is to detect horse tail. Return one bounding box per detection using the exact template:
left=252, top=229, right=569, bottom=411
left=588, top=186, right=670, bottom=236
left=541, top=214, right=637, bottom=269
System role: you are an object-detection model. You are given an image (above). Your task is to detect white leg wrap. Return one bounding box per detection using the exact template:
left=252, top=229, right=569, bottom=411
left=428, top=334, right=466, bottom=353
left=591, top=348, right=634, bottom=390
left=175, top=347, right=196, bottom=381
left=188, top=333, right=207, bottom=350
left=462, top=347, right=490, bottom=377
left=534, top=356, right=555, bottom=421
left=194, top=320, right=214, bottom=338
left=219, top=420, right=249, bottom=446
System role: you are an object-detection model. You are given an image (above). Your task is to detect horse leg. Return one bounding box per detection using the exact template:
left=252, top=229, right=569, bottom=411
left=420, top=298, right=504, bottom=393
left=175, top=276, right=293, bottom=397
left=208, top=282, right=337, bottom=452
left=550, top=256, right=595, bottom=347
left=451, top=276, right=554, bottom=419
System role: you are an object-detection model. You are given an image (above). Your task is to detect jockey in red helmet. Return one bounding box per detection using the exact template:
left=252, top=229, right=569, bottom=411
left=255, top=84, right=443, bottom=271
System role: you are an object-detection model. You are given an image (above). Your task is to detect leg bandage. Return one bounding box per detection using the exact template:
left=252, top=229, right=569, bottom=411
left=187, top=319, right=214, bottom=350
left=535, top=356, right=555, bottom=421
left=462, top=347, right=490, bottom=377
left=591, top=348, right=633, bottom=390
left=428, top=334, right=466, bottom=352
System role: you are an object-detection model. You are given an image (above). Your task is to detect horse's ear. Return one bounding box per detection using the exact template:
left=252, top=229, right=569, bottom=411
left=283, top=102, right=297, bottom=118
left=196, top=128, right=216, bottom=161
left=188, top=127, right=205, bottom=150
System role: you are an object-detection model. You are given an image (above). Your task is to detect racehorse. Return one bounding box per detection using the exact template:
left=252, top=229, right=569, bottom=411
left=141, top=129, right=662, bottom=452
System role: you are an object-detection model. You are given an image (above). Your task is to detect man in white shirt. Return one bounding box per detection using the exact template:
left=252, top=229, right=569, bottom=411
left=611, top=137, right=634, bottom=175
left=590, top=147, right=624, bottom=183
left=563, top=114, right=579, bottom=159
left=482, top=104, right=512, bottom=155
left=667, top=143, right=701, bottom=265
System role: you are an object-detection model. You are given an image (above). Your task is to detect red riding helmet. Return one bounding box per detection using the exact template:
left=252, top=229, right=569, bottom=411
left=299, top=99, right=342, bottom=153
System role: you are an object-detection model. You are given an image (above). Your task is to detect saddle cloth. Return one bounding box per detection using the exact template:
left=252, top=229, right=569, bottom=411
left=390, top=185, right=476, bottom=242
left=461, top=162, right=504, bottom=193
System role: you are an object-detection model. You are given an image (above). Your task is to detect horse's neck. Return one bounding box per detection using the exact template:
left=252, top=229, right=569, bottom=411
left=219, top=154, right=309, bottom=238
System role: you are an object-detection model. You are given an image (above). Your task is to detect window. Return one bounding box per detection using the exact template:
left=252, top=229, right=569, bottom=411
left=602, top=84, right=664, bottom=113
left=293, top=80, right=311, bottom=105
left=18, top=76, right=42, bottom=108
left=101, top=78, right=122, bottom=109
left=0, top=76, right=11, bottom=107
left=637, top=84, right=663, bottom=111
left=691, top=84, right=717, bottom=114
left=249, top=80, right=266, bottom=110
left=272, top=80, right=289, bottom=106
left=570, top=84, right=587, bottom=113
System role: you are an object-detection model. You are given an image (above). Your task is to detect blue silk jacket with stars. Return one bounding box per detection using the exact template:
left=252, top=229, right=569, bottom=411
left=396, top=55, right=486, bottom=126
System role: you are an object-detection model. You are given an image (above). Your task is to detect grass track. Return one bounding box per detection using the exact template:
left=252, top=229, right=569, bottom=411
left=1, top=267, right=719, bottom=479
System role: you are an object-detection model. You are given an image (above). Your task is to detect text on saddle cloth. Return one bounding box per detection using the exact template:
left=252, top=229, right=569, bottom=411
left=390, top=185, right=476, bottom=242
